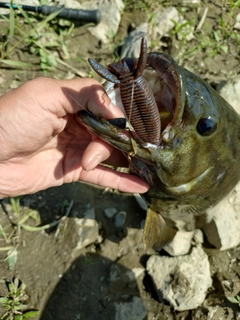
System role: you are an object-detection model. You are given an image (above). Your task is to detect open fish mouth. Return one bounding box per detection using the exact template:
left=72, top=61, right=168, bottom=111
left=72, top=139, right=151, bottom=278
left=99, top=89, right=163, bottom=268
left=78, top=41, right=186, bottom=154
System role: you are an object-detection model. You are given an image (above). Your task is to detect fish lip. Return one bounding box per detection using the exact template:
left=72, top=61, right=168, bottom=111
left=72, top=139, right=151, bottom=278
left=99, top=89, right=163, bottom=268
left=146, top=52, right=186, bottom=133
left=103, top=52, right=187, bottom=145
left=164, top=167, right=214, bottom=195
left=77, top=110, right=134, bottom=152
left=78, top=110, right=158, bottom=166
left=78, top=52, right=188, bottom=165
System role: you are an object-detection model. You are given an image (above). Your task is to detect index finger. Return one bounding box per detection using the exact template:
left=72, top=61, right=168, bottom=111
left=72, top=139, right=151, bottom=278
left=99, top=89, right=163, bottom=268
left=58, top=78, right=124, bottom=119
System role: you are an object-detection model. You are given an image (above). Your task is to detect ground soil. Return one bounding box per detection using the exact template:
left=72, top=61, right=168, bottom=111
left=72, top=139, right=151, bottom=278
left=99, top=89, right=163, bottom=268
left=0, top=1, right=240, bottom=319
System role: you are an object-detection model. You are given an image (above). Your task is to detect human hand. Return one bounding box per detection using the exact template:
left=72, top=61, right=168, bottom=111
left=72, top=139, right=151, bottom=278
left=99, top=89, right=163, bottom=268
left=0, top=77, right=149, bottom=199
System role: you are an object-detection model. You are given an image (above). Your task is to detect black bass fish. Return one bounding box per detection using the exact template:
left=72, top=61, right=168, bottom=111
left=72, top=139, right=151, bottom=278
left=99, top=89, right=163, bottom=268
left=78, top=38, right=240, bottom=250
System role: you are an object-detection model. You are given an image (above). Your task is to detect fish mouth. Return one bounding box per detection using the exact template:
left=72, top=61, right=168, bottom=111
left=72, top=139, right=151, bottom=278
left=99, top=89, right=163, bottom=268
left=78, top=110, right=141, bottom=156
left=78, top=52, right=186, bottom=155
left=144, top=52, right=186, bottom=135
left=165, top=167, right=214, bottom=195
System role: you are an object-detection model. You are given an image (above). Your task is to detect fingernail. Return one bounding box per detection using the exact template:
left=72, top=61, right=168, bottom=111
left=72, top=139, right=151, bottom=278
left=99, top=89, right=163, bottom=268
left=86, top=154, right=103, bottom=171
left=109, top=102, right=125, bottom=117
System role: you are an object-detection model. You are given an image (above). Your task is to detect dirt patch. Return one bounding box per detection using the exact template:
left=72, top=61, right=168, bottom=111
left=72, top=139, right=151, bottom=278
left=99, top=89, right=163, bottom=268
left=0, top=1, right=240, bottom=319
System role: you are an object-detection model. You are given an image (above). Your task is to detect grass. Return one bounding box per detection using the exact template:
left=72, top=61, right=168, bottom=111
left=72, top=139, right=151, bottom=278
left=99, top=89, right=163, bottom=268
left=0, top=196, right=73, bottom=318
left=227, top=295, right=240, bottom=307
left=0, top=277, right=39, bottom=320
left=168, top=2, right=240, bottom=64
left=0, top=0, right=86, bottom=76
left=0, top=196, right=73, bottom=272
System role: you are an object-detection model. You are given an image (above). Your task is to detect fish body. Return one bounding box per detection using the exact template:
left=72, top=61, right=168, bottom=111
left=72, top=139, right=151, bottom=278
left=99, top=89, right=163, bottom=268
left=78, top=41, right=240, bottom=250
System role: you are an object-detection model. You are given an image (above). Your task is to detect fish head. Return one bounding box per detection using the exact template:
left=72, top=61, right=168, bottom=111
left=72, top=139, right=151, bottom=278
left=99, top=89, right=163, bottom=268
left=78, top=52, right=240, bottom=211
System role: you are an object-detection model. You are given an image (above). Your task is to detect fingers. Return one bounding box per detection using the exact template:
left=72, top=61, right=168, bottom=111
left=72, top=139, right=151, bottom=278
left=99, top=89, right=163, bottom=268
left=81, top=136, right=128, bottom=170
left=18, top=77, right=124, bottom=119
left=79, top=164, right=149, bottom=194
left=57, top=78, right=124, bottom=119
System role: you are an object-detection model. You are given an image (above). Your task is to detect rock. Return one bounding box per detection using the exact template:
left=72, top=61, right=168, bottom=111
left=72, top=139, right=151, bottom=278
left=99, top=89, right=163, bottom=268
left=199, top=77, right=240, bottom=250
left=234, top=13, right=240, bottom=30
left=114, top=211, right=127, bottom=228
left=207, top=306, right=234, bottom=320
left=152, top=7, right=179, bottom=39
left=114, top=296, right=147, bottom=320
left=118, top=228, right=144, bottom=256
left=177, top=16, right=194, bottom=42
left=74, top=208, right=99, bottom=250
left=181, top=0, right=200, bottom=5
left=119, top=23, right=148, bottom=59
left=82, top=0, right=124, bottom=43
left=109, top=262, right=144, bottom=285
left=55, top=207, right=99, bottom=251
left=219, top=76, right=240, bottom=114
left=163, top=230, right=194, bottom=256
left=203, top=181, right=240, bottom=250
left=193, top=229, right=204, bottom=245
left=104, top=207, right=117, bottom=219
left=146, top=246, right=212, bottom=311
left=58, top=0, right=80, bottom=8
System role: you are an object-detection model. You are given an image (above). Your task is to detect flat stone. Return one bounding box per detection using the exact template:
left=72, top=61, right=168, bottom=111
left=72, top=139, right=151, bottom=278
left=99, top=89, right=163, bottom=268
left=152, top=7, right=179, bottom=39
left=119, top=23, right=148, bottom=59
left=104, top=207, right=117, bottom=219
left=114, top=211, right=127, bottom=228
left=203, top=181, right=240, bottom=250
left=201, top=77, right=240, bottom=250
left=193, top=229, right=204, bottom=245
left=146, top=246, right=212, bottom=311
left=74, top=208, right=99, bottom=250
left=82, top=0, right=124, bottom=43
left=219, top=76, right=240, bottom=114
left=234, top=13, right=240, bottom=30
left=114, top=296, right=147, bottom=320
left=163, top=230, right=194, bottom=256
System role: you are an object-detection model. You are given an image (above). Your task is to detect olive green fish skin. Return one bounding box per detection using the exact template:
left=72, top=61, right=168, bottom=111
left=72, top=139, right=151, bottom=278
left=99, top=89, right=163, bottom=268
left=78, top=53, right=240, bottom=233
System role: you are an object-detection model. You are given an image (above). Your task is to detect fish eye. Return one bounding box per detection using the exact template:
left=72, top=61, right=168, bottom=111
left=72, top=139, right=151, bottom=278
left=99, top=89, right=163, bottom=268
left=197, top=116, right=218, bottom=136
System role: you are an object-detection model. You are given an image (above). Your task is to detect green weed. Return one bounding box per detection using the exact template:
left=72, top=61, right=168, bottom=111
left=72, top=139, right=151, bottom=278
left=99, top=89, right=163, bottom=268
left=227, top=295, right=240, bottom=307
left=0, top=197, right=73, bottom=269
left=0, top=277, right=39, bottom=320
left=0, top=1, right=86, bottom=76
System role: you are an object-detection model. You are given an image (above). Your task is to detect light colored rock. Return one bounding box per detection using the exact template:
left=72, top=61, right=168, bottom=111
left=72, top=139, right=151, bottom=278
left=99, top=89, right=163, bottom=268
left=182, top=78, right=240, bottom=249
left=206, top=305, right=234, bottom=320
left=128, top=267, right=145, bottom=280
left=152, top=7, right=179, bottom=39
left=182, top=0, right=200, bottom=4
left=114, top=296, right=147, bottom=320
left=82, top=0, right=124, bottom=43
left=193, top=229, right=204, bottom=245
left=200, top=79, right=240, bottom=250
left=146, top=246, right=212, bottom=311
left=177, top=16, right=194, bottom=41
left=203, top=181, right=240, bottom=250
left=59, top=0, right=80, bottom=8
left=163, top=230, right=194, bottom=256
left=109, top=263, right=144, bottom=283
left=234, top=13, right=240, bottom=30
left=75, top=208, right=99, bottom=250
left=119, top=23, right=148, bottom=59
left=219, top=76, right=240, bottom=114
left=118, top=228, right=144, bottom=256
